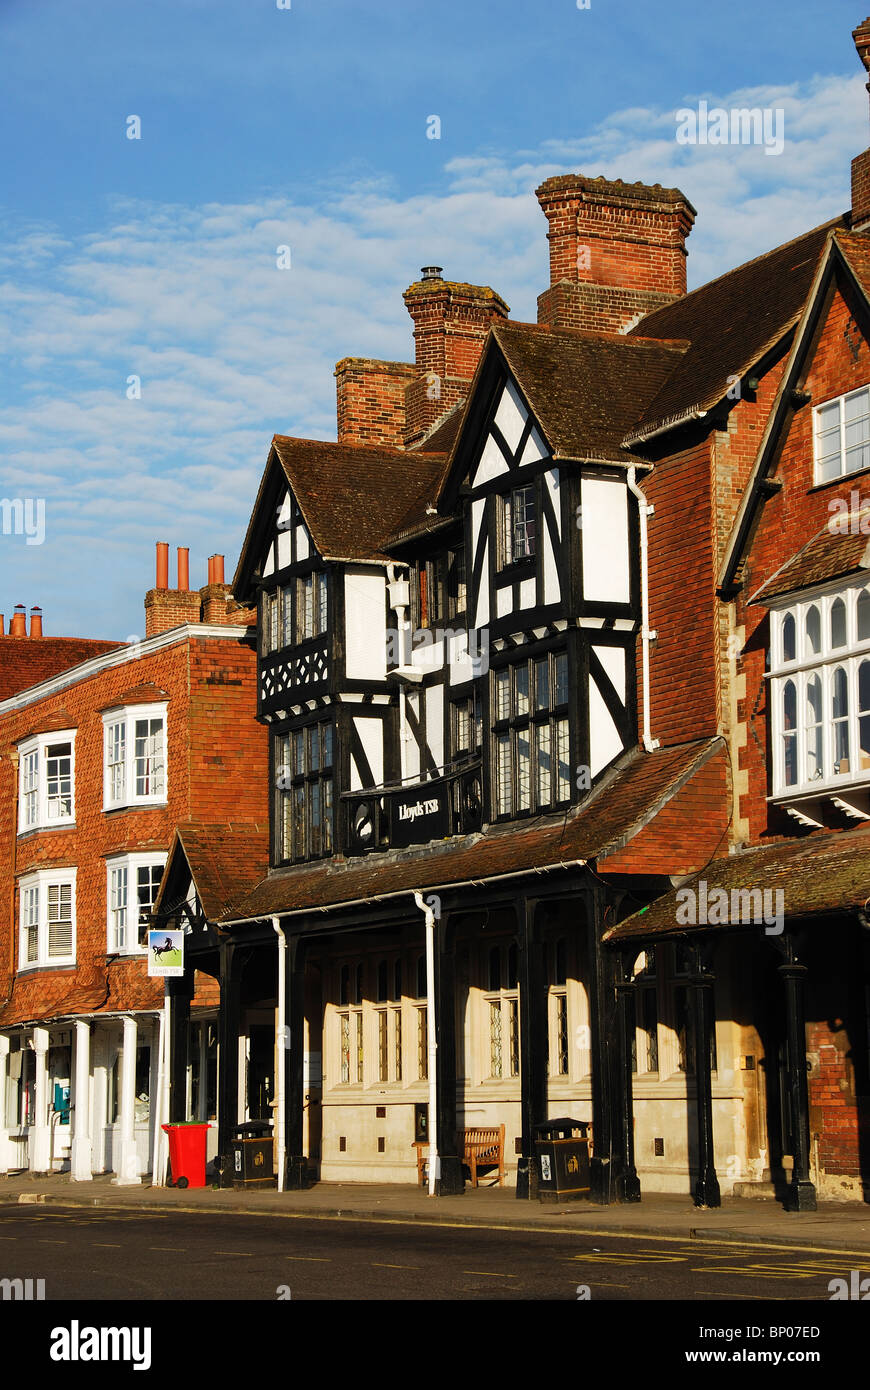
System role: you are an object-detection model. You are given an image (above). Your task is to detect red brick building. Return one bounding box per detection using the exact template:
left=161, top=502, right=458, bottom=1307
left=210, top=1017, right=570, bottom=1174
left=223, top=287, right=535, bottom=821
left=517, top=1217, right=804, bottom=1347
left=0, top=547, right=266, bottom=1182
left=154, top=12, right=870, bottom=1206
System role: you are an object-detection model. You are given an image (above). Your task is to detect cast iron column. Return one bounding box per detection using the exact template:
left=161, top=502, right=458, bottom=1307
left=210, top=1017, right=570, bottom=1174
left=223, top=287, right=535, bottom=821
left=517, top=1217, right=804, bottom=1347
left=284, top=933, right=309, bottom=1190
left=779, top=947, right=817, bottom=1212
left=216, top=938, right=243, bottom=1187
left=516, top=896, right=548, bottom=1200
left=168, top=973, right=194, bottom=1123
left=434, top=911, right=464, bottom=1194
left=613, top=951, right=641, bottom=1202
left=689, top=943, right=720, bottom=1208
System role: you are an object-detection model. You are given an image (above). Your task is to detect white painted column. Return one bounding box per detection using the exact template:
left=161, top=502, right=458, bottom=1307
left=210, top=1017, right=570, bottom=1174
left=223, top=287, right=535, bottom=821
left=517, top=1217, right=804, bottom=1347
left=90, top=1031, right=108, bottom=1175
left=70, top=1021, right=92, bottom=1181
left=113, top=1015, right=141, bottom=1185
left=30, top=1027, right=51, bottom=1173
left=0, top=1036, right=10, bottom=1173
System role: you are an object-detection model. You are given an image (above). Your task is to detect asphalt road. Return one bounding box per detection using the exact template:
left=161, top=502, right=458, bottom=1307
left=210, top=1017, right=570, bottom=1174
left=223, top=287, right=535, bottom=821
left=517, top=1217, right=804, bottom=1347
left=0, top=1207, right=863, bottom=1302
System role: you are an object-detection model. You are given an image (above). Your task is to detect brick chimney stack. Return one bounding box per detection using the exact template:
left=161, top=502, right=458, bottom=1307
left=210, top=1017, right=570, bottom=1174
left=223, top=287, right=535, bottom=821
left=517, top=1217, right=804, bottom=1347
left=851, top=18, right=870, bottom=230
left=335, top=358, right=418, bottom=448
left=535, top=174, right=695, bottom=334
left=403, top=269, right=510, bottom=446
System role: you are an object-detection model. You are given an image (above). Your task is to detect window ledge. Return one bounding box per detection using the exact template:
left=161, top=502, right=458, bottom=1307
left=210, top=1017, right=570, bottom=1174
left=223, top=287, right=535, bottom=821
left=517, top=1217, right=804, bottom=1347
left=102, top=801, right=167, bottom=815
left=17, top=962, right=76, bottom=975
left=17, top=822, right=75, bottom=839
left=808, top=463, right=870, bottom=494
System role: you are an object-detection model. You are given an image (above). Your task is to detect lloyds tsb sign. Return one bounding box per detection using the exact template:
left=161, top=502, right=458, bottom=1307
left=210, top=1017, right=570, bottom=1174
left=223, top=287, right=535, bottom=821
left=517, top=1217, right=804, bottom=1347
left=389, top=780, right=448, bottom=848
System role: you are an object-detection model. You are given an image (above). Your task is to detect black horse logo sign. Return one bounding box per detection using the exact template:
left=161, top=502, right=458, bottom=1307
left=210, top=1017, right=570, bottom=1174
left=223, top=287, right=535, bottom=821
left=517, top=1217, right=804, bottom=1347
left=152, top=935, right=176, bottom=962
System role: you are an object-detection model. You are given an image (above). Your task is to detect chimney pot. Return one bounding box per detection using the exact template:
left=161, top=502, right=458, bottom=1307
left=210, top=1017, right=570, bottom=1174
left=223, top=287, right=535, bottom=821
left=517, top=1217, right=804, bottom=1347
left=10, top=604, right=27, bottom=637
left=421, top=265, right=443, bottom=280
left=29, top=606, right=43, bottom=638
left=177, top=546, right=190, bottom=592
left=155, top=541, right=170, bottom=591
left=213, top=554, right=225, bottom=584
left=0, top=614, right=5, bottom=636
left=207, top=555, right=215, bottom=585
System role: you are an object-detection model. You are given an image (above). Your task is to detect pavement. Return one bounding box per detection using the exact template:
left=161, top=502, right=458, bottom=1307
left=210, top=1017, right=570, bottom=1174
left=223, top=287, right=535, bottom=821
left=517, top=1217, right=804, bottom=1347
left=4, top=1169, right=870, bottom=1254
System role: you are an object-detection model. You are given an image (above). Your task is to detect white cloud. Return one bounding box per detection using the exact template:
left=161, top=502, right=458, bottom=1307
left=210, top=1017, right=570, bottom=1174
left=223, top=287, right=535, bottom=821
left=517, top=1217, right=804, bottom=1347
left=0, top=69, right=865, bottom=635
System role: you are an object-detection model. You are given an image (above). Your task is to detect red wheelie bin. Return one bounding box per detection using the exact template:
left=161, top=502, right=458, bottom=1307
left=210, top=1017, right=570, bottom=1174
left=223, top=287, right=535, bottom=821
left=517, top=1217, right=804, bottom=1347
left=162, top=1122, right=211, bottom=1189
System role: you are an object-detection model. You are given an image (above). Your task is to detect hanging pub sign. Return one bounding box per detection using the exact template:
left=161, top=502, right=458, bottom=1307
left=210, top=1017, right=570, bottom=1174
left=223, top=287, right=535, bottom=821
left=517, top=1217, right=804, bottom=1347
left=388, top=778, right=449, bottom=848
left=148, top=929, right=184, bottom=978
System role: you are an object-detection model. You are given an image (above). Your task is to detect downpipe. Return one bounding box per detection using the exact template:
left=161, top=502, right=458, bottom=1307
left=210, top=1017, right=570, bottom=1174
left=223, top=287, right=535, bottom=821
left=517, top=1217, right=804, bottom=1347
left=627, top=466, right=659, bottom=753
left=272, top=916, right=287, bottom=1193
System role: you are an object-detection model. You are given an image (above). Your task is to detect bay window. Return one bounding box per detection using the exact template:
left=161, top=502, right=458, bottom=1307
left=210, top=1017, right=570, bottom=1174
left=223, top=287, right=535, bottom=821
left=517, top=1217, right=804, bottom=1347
left=102, top=705, right=167, bottom=809
left=770, top=582, right=870, bottom=795
left=491, top=651, right=570, bottom=818
left=274, top=719, right=334, bottom=863
left=17, top=731, right=76, bottom=833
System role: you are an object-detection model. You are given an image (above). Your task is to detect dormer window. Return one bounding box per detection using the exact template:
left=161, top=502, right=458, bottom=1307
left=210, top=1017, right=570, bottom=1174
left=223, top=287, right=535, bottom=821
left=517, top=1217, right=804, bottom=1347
left=500, top=484, right=536, bottom=566
left=770, top=581, right=870, bottom=796
left=814, top=386, right=870, bottom=483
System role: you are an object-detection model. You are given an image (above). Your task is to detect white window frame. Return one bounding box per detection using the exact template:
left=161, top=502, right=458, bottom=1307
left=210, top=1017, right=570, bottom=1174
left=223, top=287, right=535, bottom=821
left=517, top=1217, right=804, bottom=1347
left=102, top=703, right=168, bottom=811
left=769, top=578, right=870, bottom=797
left=18, top=868, right=77, bottom=970
left=813, top=385, right=870, bottom=484
left=17, top=730, right=76, bottom=834
left=105, top=852, right=167, bottom=954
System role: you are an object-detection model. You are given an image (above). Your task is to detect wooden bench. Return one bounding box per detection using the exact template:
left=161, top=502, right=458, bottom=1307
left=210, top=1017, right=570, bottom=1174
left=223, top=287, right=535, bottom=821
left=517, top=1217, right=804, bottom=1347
left=413, top=1124, right=505, bottom=1188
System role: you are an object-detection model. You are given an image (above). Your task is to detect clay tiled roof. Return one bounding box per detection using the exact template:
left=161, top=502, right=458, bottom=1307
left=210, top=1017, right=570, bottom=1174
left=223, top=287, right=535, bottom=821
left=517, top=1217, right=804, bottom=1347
left=488, top=322, right=688, bottom=465
left=220, top=738, right=723, bottom=924
left=750, top=511, right=870, bottom=603
left=271, top=436, right=448, bottom=563
left=165, top=821, right=270, bottom=922
left=0, top=637, right=124, bottom=702
left=626, top=218, right=846, bottom=440
left=605, top=824, right=870, bottom=942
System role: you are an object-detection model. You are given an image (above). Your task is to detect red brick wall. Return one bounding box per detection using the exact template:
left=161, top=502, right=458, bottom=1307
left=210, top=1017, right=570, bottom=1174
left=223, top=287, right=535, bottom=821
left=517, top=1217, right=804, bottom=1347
left=643, top=435, right=719, bottom=745
left=0, top=630, right=266, bottom=1025
left=335, top=358, right=417, bottom=448
left=403, top=278, right=508, bottom=444
left=536, top=175, right=694, bottom=332
left=736, top=277, right=870, bottom=840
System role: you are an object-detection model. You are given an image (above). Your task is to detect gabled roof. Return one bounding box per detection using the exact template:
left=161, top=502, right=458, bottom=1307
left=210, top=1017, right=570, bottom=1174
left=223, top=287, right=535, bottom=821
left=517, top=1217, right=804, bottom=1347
left=234, top=436, right=448, bottom=598
left=0, top=636, right=124, bottom=701
left=606, top=823, right=870, bottom=942
left=488, top=322, right=687, bottom=466
left=157, top=821, right=271, bottom=923
left=626, top=217, right=846, bottom=443
left=218, top=737, right=725, bottom=924
left=749, top=510, right=870, bottom=604
left=718, top=227, right=870, bottom=594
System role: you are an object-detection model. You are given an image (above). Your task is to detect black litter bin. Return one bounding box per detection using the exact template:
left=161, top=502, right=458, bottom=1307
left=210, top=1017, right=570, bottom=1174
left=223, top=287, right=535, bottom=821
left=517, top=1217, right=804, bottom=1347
left=230, top=1120, right=276, bottom=1188
left=535, top=1118, right=590, bottom=1202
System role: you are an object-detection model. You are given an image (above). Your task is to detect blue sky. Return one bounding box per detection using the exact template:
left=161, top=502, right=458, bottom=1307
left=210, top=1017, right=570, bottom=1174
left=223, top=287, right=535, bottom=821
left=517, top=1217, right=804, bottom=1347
left=1, top=0, right=867, bottom=638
